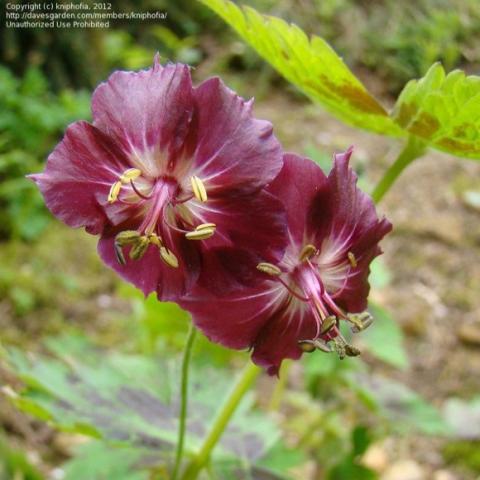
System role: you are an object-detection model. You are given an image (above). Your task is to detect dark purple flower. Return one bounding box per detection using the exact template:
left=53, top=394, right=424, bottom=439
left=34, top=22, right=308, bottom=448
left=30, top=56, right=286, bottom=300
left=180, top=149, right=392, bottom=375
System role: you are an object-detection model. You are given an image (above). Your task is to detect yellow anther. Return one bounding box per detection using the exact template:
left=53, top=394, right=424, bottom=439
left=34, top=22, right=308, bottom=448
left=320, top=315, right=337, bottom=335
left=129, top=236, right=149, bottom=261
left=347, top=251, right=357, bottom=268
left=256, top=262, right=282, bottom=276
left=148, top=233, right=162, bottom=247
left=160, top=246, right=179, bottom=268
left=196, top=223, right=216, bottom=230
left=299, top=244, right=318, bottom=262
left=115, top=230, right=141, bottom=246
left=298, top=340, right=316, bottom=353
left=185, top=227, right=215, bottom=240
left=190, top=175, right=208, bottom=202
left=348, top=312, right=373, bottom=333
left=119, top=168, right=142, bottom=183
left=108, top=181, right=122, bottom=203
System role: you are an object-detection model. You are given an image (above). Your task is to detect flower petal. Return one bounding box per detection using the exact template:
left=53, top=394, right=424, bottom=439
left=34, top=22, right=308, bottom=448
left=267, top=153, right=328, bottom=243
left=92, top=58, right=194, bottom=176
left=188, top=190, right=288, bottom=294
left=191, top=77, right=282, bottom=193
left=252, top=303, right=317, bottom=376
left=308, top=148, right=392, bottom=311
left=179, top=282, right=284, bottom=350
left=29, top=121, right=129, bottom=234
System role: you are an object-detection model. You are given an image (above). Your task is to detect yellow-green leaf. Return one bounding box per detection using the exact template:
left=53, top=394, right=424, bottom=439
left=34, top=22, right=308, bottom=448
left=393, top=63, right=480, bottom=159
left=201, top=0, right=403, bottom=136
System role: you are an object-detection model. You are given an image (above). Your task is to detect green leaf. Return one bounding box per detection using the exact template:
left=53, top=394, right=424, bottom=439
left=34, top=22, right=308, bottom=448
left=393, top=63, right=480, bottom=159
left=361, top=303, right=409, bottom=369
left=355, top=374, right=451, bottom=435
left=5, top=334, right=283, bottom=476
left=201, top=0, right=402, bottom=137
left=63, top=442, right=150, bottom=480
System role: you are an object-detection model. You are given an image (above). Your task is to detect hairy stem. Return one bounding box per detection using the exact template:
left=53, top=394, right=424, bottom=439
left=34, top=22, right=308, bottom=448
left=172, top=324, right=197, bottom=480
left=371, top=135, right=427, bottom=204
left=180, top=362, right=261, bottom=480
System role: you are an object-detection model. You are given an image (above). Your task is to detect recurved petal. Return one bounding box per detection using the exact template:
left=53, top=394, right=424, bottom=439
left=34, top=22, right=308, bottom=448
left=29, top=121, right=130, bottom=234
left=308, top=148, right=392, bottom=311
left=191, top=77, right=282, bottom=193
left=252, top=303, right=318, bottom=376
left=92, top=57, right=194, bottom=175
left=267, top=153, right=328, bottom=244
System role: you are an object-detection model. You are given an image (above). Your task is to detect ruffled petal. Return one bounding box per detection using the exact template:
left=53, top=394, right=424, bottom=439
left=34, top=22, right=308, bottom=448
left=267, top=153, right=328, bottom=244
left=98, top=225, right=201, bottom=299
left=190, top=77, right=282, bottom=193
left=308, top=148, right=392, bottom=311
left=29, top=121, right=130, bottom=234
left=92, top=58, right=194, bottom=176
left=252, top=304, right=318, bottom=376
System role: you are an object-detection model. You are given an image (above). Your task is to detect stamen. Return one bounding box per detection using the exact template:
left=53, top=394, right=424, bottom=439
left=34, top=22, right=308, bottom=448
left=299, top=244, right=318, bottom=262
left=257, top=262, right=282, bottom=276
left=348, top=311, right=374, bottom=333
left=347, top=251, right=357, bottom=268
left=108, top=169, right=144, bottom=203
left=313, top=339, right=332, bottom=353
left=129, top=236, right=149, bottom=260
left=185, top=224, right=215, bottom=240
left=130, top=179, right=152, bottom=200
left=160, top=246, right=179, bottom=268
left=190, top=175, right=208, bottom=202
left=333, top=339, right=346, bottom=359
left=277, top=277, right=310, bottom=301
left=345, top=344, right=361, bottom=357
left=298, top=339, right=332, bottom=353
left=320, top=315, right=337, bottom=335
left=115, top=230, right=141, bottom=246
left=119, top=168, right=142, bottom=183
left=196, top=222, right=216, bottom=230
left=108, top=181, right=122, bottom=204
left=114, top=230, right=142, bottom=265
left=298, top=340, right=316, bottom=353
left=114, top=243, right=126, bottom=265
left=148, top=233, right=162, bottom=247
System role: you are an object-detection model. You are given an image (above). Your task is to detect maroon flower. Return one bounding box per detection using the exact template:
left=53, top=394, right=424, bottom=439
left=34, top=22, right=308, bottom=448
left=180, top=149, right=392, bottom=375
left=30, top=56, right=286, bottom=299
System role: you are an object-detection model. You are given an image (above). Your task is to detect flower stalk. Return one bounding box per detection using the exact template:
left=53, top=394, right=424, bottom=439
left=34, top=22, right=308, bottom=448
left=172, top=324, right=197, bottom=480
left=180, top=362, right=261, bottom=480
left=371, top=135, right=427, bottom=204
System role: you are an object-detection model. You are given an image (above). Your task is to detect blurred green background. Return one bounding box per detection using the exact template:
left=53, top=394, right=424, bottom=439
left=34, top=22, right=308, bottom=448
left=1, top=0, right=480, bottom=479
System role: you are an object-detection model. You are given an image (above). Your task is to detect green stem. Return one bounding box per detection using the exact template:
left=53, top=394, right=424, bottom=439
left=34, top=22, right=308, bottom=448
left=172, top=324, right=197, bottom=480
left=180, top=362, right=261, bottom=480
left=371, top=135, right=427, bottom=205
left=268, top=360, right=291, bottom=411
